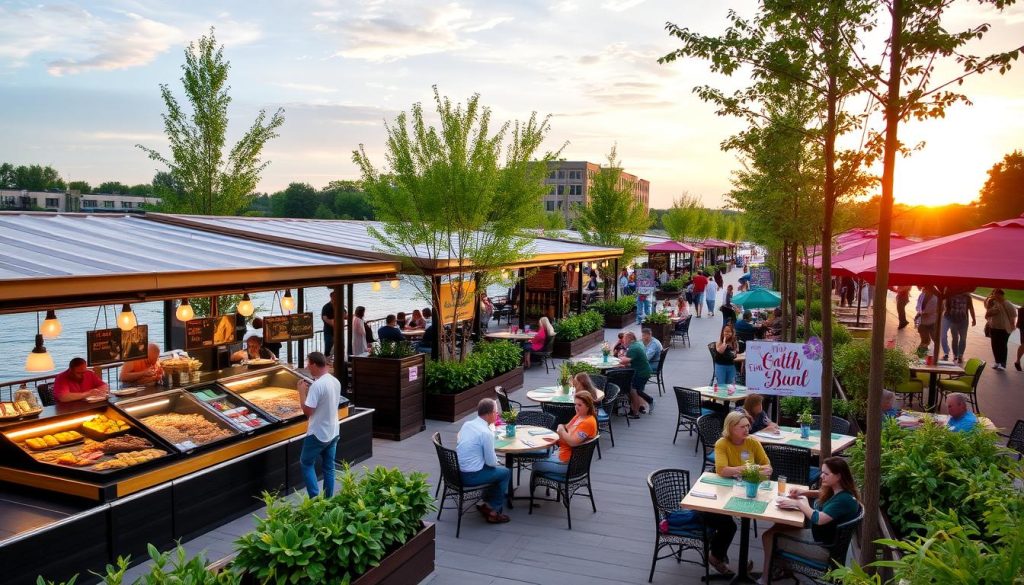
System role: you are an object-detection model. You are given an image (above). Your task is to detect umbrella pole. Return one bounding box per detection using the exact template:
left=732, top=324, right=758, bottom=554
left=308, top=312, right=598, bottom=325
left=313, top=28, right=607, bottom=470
left=856, top=279, right=863, bottom=326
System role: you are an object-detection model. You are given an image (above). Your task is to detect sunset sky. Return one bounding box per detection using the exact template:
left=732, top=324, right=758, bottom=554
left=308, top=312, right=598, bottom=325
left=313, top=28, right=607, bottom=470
left=1, top=0, right=1021, bottom=209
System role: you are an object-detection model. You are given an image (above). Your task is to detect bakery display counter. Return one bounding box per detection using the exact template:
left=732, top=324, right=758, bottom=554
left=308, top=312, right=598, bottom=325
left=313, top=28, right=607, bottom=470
left=218, top=365, right=312, bottom=421
left=115, top=390, right=239, bottom=453
left=186, top=383, right=275, bottom=432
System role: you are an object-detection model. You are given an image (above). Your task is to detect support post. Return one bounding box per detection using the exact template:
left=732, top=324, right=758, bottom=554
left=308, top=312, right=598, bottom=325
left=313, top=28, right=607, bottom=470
left=613, top=258, right=620, bottom=301
left=576, top=262, right=584, bottom=314
left=431, top=275, right=442, bottom=362
left=518, top=269, right=527, bottom=326
left=555, top=264, right=565, bottom=320
left=297, top=288, right=305, bottom=368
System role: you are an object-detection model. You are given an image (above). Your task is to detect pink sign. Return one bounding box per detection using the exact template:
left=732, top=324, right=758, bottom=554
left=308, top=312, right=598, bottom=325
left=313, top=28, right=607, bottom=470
left=744, top=339, right=822, bottom=397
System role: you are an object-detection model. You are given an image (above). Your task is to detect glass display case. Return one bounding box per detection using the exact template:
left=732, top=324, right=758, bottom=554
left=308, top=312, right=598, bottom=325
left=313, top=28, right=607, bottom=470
left=219, top=366, right=315, bottom=421
left=186, top=384, right=274, bottom=432
left=0, top=406, right=174, bottom=480
left=115, top=390, right=239, bottom=453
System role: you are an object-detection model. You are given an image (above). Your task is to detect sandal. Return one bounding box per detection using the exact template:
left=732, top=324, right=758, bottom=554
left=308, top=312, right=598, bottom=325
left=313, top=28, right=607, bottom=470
left=476, top=503, right=493, bottom=518
left=708, top=555, right=734, bottom=576
left=486, top=511, right=511, bottom=524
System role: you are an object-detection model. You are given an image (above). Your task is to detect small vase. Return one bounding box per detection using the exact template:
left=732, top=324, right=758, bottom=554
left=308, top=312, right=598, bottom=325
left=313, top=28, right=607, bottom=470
left=745, top=481, right=759, bottom=499
left=602, top=353, right=609, bottom=363
left=561, top=385, right=571, bottom=394
left=800, top=424, right=810, bottom=439
left=505, top=424, right=516, bottom=438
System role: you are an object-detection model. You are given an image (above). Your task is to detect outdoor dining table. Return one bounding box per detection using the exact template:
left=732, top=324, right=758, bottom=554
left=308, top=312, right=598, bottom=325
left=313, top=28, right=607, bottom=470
left=693, top=384, right=751, bottom=407
left=753, top=426, right=857, bottom=456
left=573, top=355, right=624, bottom=370
left=897, top=410, right=999, bottom=432
left=484, top=331, right=536, bottom=341
left=527, top=386, right=605, bottom=404
left=401, top=328, right=426, bottom=338
left=681, top=472, right=807, bottom=584
left=909, top=360, right=965, bottom=412
left=492, top=424, right=559, bottom=508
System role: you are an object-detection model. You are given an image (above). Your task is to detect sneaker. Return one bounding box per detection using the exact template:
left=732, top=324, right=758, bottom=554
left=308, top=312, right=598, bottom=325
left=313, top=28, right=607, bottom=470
left=647, top=399, right=655, bottom=414
left=994, top=364, right=1005, bottom=371
left=942, top=354, right=949, bottom=361
left=708, top=555, right=735, bottom=576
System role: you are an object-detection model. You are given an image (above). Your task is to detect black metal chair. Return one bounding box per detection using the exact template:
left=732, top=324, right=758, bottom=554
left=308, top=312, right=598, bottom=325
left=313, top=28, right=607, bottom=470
left=528, top=437, right=599, bottom=529
left=496, top=385, right=538, bottom=413
left=589, top=373, right=608, bottom=391
left=606, top=368, right=635, bottom=426
left=762, top=443, right=813, bottom=486
left=696, top=414, right=724, bottom=472
left=707, top=342, right=717, bottom=384
left=672, top=315, right=692, bottom=347
left=672, top=386, right=704, bottom=449
left=541, top=402, right=576, bottom=426
left=767, top=503, right=865, bottom=584
left=36, top=383, right=55, bottom=407
left=1003, top=419, right=1024, bottom=460
left=530, top=334, right=557, bottom=374
left=646, top=469, right=711, bottom=583
left=811, top=415, right=852, bottom=436
left=647, top=348, right=669, bottom=396
left=598, top=384, right=620, bottom=451
left=432, top=432, right=493, bottom=538
left=508, top=410, right=557, bottom=485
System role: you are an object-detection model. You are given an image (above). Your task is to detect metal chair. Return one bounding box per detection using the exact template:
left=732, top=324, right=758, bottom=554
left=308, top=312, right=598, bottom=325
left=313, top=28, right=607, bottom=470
left=672, top=315, right=692, bottom=347
left=646, top=469, right=710, bottom=583
left=589, top=373, right=608, bottom=391
left=696, top=414, right=724, bottom=472
left=36, top=383, right=55, bottom=407
left=528, top=437, right=599, bottom=529
left=1003, top=419, right=1024, bottom=460
left=606, top=368, right=635, bottom=426
left=811, top=415, right=852, bottom=436
left=767, top=503, right=865, bottom=584
left=707, top=342, right=717, bottom=384
left=541, top=402, right=576, bottom=426
left=893, top=375, right=925, bottom=409
left=598, top=384, right=620, bottom=451
left=762, top=443, right=813, bottom=486
left=647, top=348, right=669, bottom=396
left=496, top=385, right=537, bottom=413
left=508, top=410, right=557, bottom=485
left=937, top=358, right=986, bottom=413
left=672, top=386, right=704, bottom=449
left=432, top=432, right=493, bottom=538
left=530, top=334, right=557, bottom=374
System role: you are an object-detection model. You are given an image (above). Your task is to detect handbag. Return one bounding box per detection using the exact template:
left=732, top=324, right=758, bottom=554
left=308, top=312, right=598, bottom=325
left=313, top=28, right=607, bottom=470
left=984, top=324, right=992, bottom=338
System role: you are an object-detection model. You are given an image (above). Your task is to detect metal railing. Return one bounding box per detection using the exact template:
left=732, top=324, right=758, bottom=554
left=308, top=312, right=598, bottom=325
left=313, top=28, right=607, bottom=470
left=1, top=363, right=123, bottom=401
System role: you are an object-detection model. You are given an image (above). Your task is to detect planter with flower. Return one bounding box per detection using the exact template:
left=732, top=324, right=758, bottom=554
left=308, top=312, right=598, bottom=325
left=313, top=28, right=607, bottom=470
left=797, top=410, right=814, bottom=439
left=600, top=342, right=612, bottom=363
left=739, top=459, right=764, bottom=499
left=501, top=410, right=518, bottom=438
left=558, top=363, right=572, bottom=394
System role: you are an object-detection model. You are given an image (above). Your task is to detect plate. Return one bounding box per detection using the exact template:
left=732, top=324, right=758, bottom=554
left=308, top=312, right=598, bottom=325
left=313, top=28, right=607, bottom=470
left=84, top=395, right=109, bottom=403
left=110, top=387, right=142, bottom=396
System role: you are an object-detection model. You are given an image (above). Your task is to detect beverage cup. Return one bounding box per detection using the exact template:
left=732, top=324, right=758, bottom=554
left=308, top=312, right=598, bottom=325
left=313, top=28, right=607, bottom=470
left=777, top=475, right=787, bottom=496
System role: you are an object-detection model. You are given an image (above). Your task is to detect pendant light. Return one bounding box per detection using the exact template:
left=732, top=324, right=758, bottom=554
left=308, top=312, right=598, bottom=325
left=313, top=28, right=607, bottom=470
left=25, top=313, right=55, bottom=372
left=117, top=303, right=137, bottom=331
left=500, top=269, right=509, bottom=280
left=280, top=290, right=295, bottom=312
left=41, top=309, right=62, bottom=339
left=236, top=293, right=254, bottom=317
left=389, top=279, right=400, bottom=289
left=175, top=298, right=194, bottom=322
left=371, top=281, right=382, bottom=292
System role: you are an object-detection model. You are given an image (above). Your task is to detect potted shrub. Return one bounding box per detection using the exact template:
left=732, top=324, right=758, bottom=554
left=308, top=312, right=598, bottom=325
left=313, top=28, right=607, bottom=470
left=739, top=459, right=764, bottom=499
left=352, top=341, right=425, bottom=440
left=552, top=311, right=605, bottom=358
left=558, top=363, right=573, bottom=393
left=424, top=340, right=524, bottom=422
left=779, top=396, right=811, bottom=426
left=642, top=311, right=672, bottom=345
left=797, top=410, right=814, bottom=439
left=590, top=295, right=636, bottom=328
left=501, top=410, right=517, bottom=437
left=654, top=278, right=683, bottom=300
left=834, top=340, right=910, bottom=423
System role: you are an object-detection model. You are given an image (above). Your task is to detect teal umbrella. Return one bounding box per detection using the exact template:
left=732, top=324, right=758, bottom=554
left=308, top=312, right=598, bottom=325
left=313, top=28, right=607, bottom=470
left=732, top=289, right=782, bottom=309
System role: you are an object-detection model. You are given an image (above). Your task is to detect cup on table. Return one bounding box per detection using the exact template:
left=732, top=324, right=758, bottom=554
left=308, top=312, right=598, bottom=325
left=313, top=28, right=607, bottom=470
left=925, top=355, right=934, bottom=366
left=777, top=476, right=787, bottom=496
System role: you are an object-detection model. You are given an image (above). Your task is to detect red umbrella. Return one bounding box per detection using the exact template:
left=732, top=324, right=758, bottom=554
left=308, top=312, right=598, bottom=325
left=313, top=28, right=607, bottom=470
left=811, top=233, right=915, bottom=270
left=645, top=240, right=703, bottom=253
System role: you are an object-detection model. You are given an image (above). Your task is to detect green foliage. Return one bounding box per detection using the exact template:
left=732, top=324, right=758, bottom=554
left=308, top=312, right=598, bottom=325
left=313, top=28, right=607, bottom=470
left=798, top=319, right=852, bottom=346
left=589, top=295, right=636, bottom=316
left=780, top=396, right=812, bottom=417
left=0, top=162, right=66, bottom=191
left=794, top=299, right=823, bottom=321
left=369, top=340, right=417, bottom=359
left=501, top=410, right=517, bottom=424
left=979, top=149, right=1024, bottom=224
left=424, top=340, right=522, bottom=394
left=740, top=459, right=764, bottom=484
left=270, top=182, right=319, bottom=218
left=234, top=465, right=433, bottom=584
left=797, top=410, right=814, bottom=426
left=642, top=312, right=671, bottom=325
left=564, top=361, right=600, bottom=378
left=138, top=28, right=285, bottom=216
left=189, top=294, right=246, bottom=319
left=660, top=278, right=685, bottom=293
left=831, top=398, right=856, bottom=420
left=38, top=545, right=237, bottom=585
left=834, top=340, right=910, bottom=407
left=553, top=311, right=604, bottom=342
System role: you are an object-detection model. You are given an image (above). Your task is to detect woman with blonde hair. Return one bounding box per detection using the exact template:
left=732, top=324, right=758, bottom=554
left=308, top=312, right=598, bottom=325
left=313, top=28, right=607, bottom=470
left=714, top=410, right=771, bottom=479
left=522, top=316, right=555, bottom=368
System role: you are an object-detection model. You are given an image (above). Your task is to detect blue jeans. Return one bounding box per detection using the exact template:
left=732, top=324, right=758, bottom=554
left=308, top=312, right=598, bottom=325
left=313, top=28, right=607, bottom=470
left=533, top=452, right=568, bottom=476
left=460, top=465, right=510, bottom=511
left=300, top=434, right=339, bottom=498
left=714, top=363, right=736, bottom=385
left=944, top=316, right=968, bottom=359
left=706, top=295, right=716, bottom=314
left=636, top=298, right=650, bottom=320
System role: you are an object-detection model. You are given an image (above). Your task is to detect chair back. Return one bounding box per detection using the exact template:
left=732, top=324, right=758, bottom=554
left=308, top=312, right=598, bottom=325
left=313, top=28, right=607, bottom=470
left=495, top=386, right=512, bottom=412
left=673, top=386, right=702, bottom=418
left=1006, top=419, right=1024, bottom=459
left=432, top=432, right=465, bottom=489
left=963, top=357, right=984, bottom=378
left=696, top=414, right=724, bottom=456
left=826, top=503, right=865, bottom=565
left=516, top=410, right=556, bottom=431
left=763, top=443, right=812, bottom=485
left=601, top=384, right=620, bottom=410
left=966, top=360, right=986, bottom=393
left=655, top=348, right=669, bottom=376
left=589, top=374, right=608, bottom=391
left=541, top=402, right=576, bottom=426
left=647, top=469, right=691, bottom=525
left=679, top=315, right=692, bottom=333
left=36, top=383, right=55, bottom=407
left=811, top=415, right=852, bottom=435
left=565, top=437, right=599, bottom=482
left=540, top=333, right=556, bottom=354
left=736, top=328, right=756, bottom=342
left=605, top=368, right=634, bottom=394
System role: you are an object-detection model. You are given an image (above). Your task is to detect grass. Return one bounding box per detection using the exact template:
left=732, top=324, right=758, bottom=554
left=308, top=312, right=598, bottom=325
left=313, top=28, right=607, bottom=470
left=975, top=287, right=1024, bottom=305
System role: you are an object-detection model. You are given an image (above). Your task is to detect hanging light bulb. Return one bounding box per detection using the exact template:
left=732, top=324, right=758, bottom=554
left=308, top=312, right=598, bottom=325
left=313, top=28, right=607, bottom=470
left=280, top=290, right=295, bottom=312
left=41, top=309, right=62, bottom=339
left=176, top=298, right=194, bottom=322
left=25, top=313, right=55, bottom=372
left=236, top=293, right=254, bottom=317
left=371, top=281, right=382, bottom=292
left=390, top=279, right=400, bottom=289
left=117, top=303, right=137, bottom=331
left=500, top=270, right=509, bottom=280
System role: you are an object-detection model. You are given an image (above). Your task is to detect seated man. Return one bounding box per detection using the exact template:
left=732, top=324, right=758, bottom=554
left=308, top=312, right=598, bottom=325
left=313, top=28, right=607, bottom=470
left=641, top=327, right=663, bottom=372
left=734, top=310, right=756, bottom=340
left=456, top=399, right=511, bottom=524
left=416, top=322, right=436, bottom=355
left=54, top=357, right=109, bottom=403
left=377, top=314, right=406, bottom=343
left=120, top=343, right=164, bottom=386
left=881, top=389, right=901, bottom=419
left=945, top=392, right=977, bottom=432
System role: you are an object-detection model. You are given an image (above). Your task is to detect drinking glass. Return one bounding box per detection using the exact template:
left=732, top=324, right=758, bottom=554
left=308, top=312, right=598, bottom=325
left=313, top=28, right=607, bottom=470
left=777, top=475, right=787, bottom=496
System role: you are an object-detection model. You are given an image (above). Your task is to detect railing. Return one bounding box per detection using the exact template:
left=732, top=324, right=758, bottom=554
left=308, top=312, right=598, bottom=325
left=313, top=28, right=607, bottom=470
left=1, top=363, right=123, bottom=401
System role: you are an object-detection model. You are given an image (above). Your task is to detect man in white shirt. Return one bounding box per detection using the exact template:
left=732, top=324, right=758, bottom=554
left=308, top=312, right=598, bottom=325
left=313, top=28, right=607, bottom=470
left=298, top=351, right=341, bottom=498
left=455, top=399, right=511, bottom=523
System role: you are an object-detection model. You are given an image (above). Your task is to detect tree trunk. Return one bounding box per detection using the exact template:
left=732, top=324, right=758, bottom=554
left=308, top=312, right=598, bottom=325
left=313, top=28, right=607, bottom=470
left=819, top=1, right=839, bottom=463
left=779, top=240, right=789, bottom=341
left=861, top=0, right=904, bottom=568
left=789, top=240, right=798, bottom=342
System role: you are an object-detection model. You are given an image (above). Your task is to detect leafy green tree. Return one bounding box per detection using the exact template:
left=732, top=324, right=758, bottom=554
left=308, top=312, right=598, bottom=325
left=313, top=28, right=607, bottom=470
left=313, top=203, right=335, bottom=220
left=323, top=180, right=374, bottom=219
left=354, top=87, right=557, bottom=359
left=129, top=184, right=151, bottom=196
left=661, top=193, right=704, bottom=241
left=978, top=149, right=1024, bottom=223
left=269, top=182, right=318, bottom=218
left=9, top=164, right=65, bottom=191
left=0, top=163, right=14, bottom=188
left=96, top=181, right=131, bottom=194
left=138, top=28, right=284, bottom=216
left=67, top=180, right=91, bottom=194
left=539, top=210, right=566, bottom=233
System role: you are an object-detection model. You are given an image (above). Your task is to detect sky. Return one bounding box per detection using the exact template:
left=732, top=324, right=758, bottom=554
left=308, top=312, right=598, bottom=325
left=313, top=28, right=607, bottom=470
left=0, top=0, right=1022, bottom=209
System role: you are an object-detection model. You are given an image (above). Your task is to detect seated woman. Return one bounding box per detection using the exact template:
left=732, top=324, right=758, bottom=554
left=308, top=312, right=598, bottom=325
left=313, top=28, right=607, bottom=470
left=230, top=335, right=277, bottom=363
left=408, top=309, right=427, bottom=330
left=531, top=391, right=598, bottom=475
left=738, top=393, right=779, bottom=434
left=759, top=457, right=860, bottom=584
left=572, top=372, right=600, bottom=403
left=612, top=331, right=629, bottom=358
left=674, top=295, right=690, bottom=317
left=713, top=324, right=740, bottom=385
left=522, top=316, right=554, bottom=368
left=396, top=311, right=407, bottom=329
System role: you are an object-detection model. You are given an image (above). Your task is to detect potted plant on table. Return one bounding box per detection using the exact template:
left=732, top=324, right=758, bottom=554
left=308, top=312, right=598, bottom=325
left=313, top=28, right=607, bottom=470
left=600, top=341, right=612, bottom=363
left=797, top=410, right=814, bottom=439
left=739, top=459, right=764, bottom=499
left=501, top=410, right=518, bottom=438
left=558, top=363, right=572, bottom=393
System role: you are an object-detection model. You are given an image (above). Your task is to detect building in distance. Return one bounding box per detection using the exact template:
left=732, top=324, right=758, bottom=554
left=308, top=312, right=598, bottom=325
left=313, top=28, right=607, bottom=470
left=542, top=160, right=649, bottom=221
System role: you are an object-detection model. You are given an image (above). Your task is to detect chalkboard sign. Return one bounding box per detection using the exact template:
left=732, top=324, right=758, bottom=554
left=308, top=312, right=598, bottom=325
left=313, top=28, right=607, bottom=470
left=263, top=313, right=314, bottom=343
left=750, top=267, right=774, bottom=289
left=526, top=268, right=557, bottom=291
left=185, top=315, right=237, bottom=350
left=87, top=325, right=149, bottom=366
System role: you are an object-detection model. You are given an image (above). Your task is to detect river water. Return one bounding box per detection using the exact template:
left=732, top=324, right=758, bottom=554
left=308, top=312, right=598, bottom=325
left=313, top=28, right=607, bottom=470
left=0, top=278, right=509, bottom=383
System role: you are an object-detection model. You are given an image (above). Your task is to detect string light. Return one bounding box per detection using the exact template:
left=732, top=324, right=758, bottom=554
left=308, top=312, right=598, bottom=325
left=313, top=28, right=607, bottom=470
left=371, top=282, right=382, bottom=292
left=175, top=299, right=194, bottom=322
left=25, top=312, right=55, bottom=372
left=390, top=279, right=400, bottom=289
left=41, top=309, right=62, bottom=339
left=280, top=290, right=295, bottom=312
left=117, top=303, right=137, bottom=331
left=236, top=294, right=254, bottom=317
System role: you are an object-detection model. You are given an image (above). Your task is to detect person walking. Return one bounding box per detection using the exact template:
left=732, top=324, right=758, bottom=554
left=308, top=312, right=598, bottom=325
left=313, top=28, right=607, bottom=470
left=942, top=292, right=975, bottom=364
left=894, top=285, right=912, bottom=329
left=704, top=276, right=719, bottom=319
left=298, top=352, right=341, bottom=498
left=321, top=291, right=337, bottom=357
left=915, top=286, right=939, bottom=354
left=692, top=271, right=709, bottom=318
left=984, top=289, right=1016, bottom=371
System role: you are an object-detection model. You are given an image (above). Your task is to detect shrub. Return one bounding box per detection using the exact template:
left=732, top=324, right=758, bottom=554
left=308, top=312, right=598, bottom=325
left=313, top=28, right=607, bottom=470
left=368, top=340, right=417, bottom=358
left=564, top=361, right=600, bottom=378
left=424, top=340, right=522, bottom=394
left=779, top=396, right=812, bottom=417
left=589, top=295, right=635, bottom=316
left=794, top=299, right=823, bottom=321
left=798, top=319, right=852, bottom=346
left=834, top=340, right=910, bottom=408
left=660, top=278, right=685, bottom=293
left=642, top=312, right=671, bottom=325
left=38, top=545, right=239, bottom=585
left=554, top=311, right=604, bottom=341
left=233, top=466, right=433, bottom=584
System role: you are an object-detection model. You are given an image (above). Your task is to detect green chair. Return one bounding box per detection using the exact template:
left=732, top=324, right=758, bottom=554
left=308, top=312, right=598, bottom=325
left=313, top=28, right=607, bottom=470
left=893, top=377, right=924, bottom=409
left=937, top=358, right=985, bottom=413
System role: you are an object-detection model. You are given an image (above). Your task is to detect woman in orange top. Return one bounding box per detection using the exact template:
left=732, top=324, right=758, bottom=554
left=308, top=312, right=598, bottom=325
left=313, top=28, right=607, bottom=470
left=532, top=391, right=598, bottom=474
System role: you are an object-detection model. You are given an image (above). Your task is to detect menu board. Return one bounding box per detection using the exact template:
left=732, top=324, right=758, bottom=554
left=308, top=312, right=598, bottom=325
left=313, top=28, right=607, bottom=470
left=263, top=313, right=315, bottom=343
left=87, top=325, right=149, bottom=366
left=750, top=267, right=774, bottom=289
left=185, top=315, right=237, bottom=350
left=526, top=268, right=557, bottom=291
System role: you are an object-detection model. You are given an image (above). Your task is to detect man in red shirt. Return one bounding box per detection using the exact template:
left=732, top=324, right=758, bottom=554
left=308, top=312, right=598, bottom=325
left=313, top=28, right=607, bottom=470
left=53, top=357, right=109, bottom=403
left=691, top=272, right=709, bottom=318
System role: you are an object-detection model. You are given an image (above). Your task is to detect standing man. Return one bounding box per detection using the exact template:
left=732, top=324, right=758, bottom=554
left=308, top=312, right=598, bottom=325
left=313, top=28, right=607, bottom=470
left=915, top=286, right=939, bottom=354
left=894, top=285, right=912, bottom=329
left=456, top=399, right=511, bottom=524
left=298, top=351, right=341, bottom=498
left=704, top=274, right=719, bottom=319
left=619, top=331, right=655, bottom=416
left=692, top=271, right=709, bottom=318
left=942, top=291, right=975, bottom=364
left=322, top=290, right=337, bottom=357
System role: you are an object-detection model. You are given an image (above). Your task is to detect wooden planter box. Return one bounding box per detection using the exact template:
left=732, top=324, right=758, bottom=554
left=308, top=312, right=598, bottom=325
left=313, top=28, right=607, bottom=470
left=425, top=367, right=524, bottom=422
left=603, top=311, right=636, bottom=328
left=644, top=322, right=673, bottom=346
left=654, top=290, right=681, bottom=300
left=552, top=328, right=606, bottom=358
left=352, top=353, right=425, bottom=441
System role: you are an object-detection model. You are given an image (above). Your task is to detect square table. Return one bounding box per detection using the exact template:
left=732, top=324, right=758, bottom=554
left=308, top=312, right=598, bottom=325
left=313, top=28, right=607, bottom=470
left=753, top=426, right=857, bottom=456
left=909, top=361, right=964, bottom=412
left=681, top=471, right=806, bottom=583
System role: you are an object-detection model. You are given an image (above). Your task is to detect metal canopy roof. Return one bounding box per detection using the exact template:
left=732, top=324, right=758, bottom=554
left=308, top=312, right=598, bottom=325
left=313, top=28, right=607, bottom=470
left=147, top=214, right=624, bottom=272
left=0, top=213, right=399, bottom=312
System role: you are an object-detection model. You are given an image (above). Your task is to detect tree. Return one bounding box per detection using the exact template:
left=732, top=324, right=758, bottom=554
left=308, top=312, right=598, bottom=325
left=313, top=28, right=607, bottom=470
left=978, top=149, right=1024, bottom=222
left=96, top=181, right=131, bottom=194
left=269, top=182, right=319, bottom=218
left=323, top=180, right=374, bottom=219
left=313, top=203, right=335, bottom=219
left=8, top=164, right=65, bottom=191
left=539, top=210, right=567, bottom=233
left=354, top=87, right=557, bottom=359
left=67, top=180, right=92, bottom=194
left=662, top=193, right=704, bottom=241
left=138, top=28, right=284, bottom=216
left=129, top=184, right=152, bottom=196
left=573, top=146, right=651, bottom=294
left=0, top=163, right=14, bottom=188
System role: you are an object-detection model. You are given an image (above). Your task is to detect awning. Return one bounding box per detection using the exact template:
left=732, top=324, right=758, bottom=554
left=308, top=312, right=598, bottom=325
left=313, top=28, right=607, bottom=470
left=645, top=241, right=703, bottom=253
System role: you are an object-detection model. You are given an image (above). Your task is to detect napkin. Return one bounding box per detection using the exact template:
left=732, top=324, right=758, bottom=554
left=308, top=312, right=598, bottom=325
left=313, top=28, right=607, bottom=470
left=689, top=489, right=717, bottom=500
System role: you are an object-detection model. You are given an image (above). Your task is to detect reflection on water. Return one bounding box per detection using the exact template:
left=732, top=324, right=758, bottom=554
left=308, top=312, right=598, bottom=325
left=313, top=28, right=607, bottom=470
left=0, top=280, right=507, bottom=383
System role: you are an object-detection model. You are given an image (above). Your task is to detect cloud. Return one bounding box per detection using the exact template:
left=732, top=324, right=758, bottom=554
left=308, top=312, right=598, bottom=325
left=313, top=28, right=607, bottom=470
left=602, top=0, right=647, bottom=12
left=275, top=82, right=339, bottom=94
left=47, top=13, right=181, bottom=76
left=86, top=131, right=166, bottom=141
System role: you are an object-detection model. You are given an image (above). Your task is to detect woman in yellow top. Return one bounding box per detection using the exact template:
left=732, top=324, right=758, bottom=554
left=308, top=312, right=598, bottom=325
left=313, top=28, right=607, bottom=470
left=715, top=410, right=772, bottom=479
left=532, top=391, right=598, bottom=475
